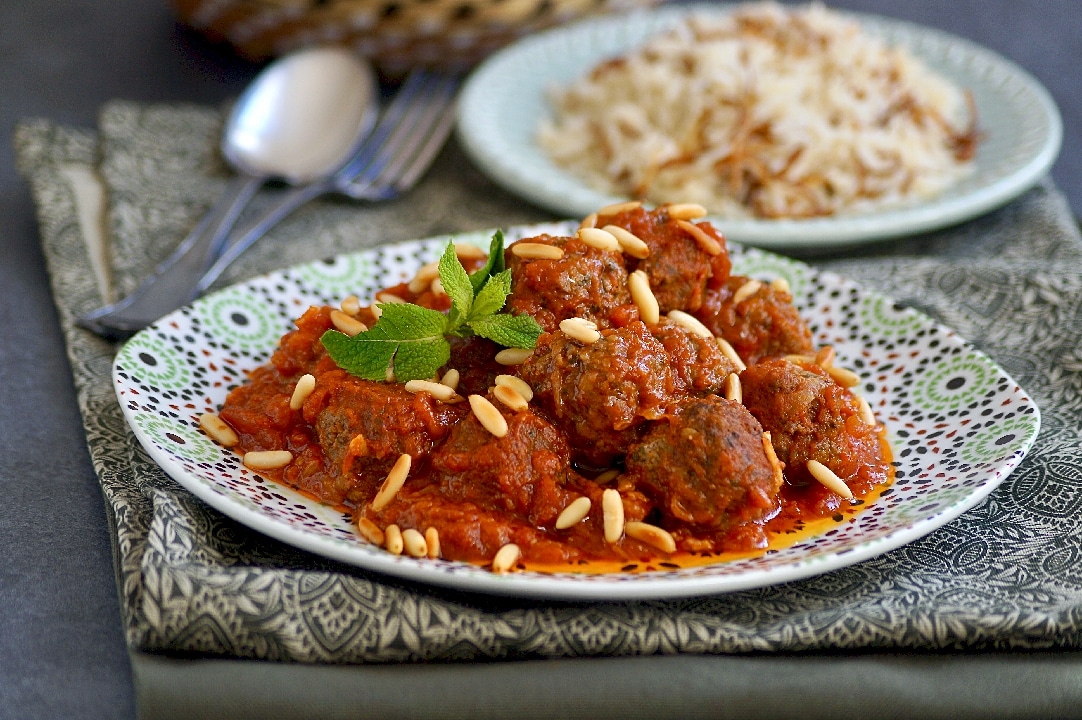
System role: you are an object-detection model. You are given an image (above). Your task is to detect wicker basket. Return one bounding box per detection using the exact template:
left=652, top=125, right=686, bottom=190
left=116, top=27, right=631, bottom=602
left=172, top=0, right=664, bottom=75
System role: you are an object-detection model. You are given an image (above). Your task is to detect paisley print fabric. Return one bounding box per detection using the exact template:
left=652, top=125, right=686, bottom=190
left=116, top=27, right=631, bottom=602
left=13, top=102, right=1082, bottom=663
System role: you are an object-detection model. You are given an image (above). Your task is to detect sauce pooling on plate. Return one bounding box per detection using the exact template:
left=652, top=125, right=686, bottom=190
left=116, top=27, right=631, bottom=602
left=206, top=202, right=892, bottom=573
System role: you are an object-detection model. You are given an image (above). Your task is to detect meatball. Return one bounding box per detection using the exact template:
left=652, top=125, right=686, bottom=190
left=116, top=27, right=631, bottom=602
left=429, top=399, right=572, bottom=527
left=624, top=397, right=780, bottom=532
left=650, top=319, right=739, bottom=397
left=695, top=275, right=814, bottom=364
left=519, top=321, right=681, bottom=467
left=441, top=335, right=505, bottom=398
left=601, top=205, right=732, bottom=312
left=740, top=358, right=889, bottom=501
left=506, top=234, right=632, bottom=332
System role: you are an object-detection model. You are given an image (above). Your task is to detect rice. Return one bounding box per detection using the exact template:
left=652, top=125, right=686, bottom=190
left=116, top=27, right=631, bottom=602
left=537, top=2, right=980, bottom=219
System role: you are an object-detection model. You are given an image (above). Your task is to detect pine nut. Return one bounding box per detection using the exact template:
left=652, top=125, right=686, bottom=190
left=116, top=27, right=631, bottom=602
left=242, top=450, right=293, bottom=470
left=603, top=224, right=649, bottom=259
left=440, top=368, right=460, bottom=391
left=491, top=543, right=521, bottom=573
left=826, top=364, right=861, bottom=387
left=578, top=212, right=598, bottom=229
left=716, top=337, right=747, bottom=372
left=784, top=353, right=816, bottom=365
left=560, top=317, right=601, bottom=344
left=375, top=292, right=407, bottom=304
left=770, top=277, right=791, bottom=295
left=815, top=346, right=836, bottom=367
left=511, top=242, right=564, bottom=260
left=494, top=374, right=533, bottom=401
left=408, top=261, right=441, bottom=293
left=675, top=219, right=722, bottom=255
left=454, top=243, right=487, bottom=260
left=732, top=279, right=762, bottom=305
left=555, top=496, right=592, bottom=530
left=624, top=521, right=677, bottom=553
left=404, top=379, right=459, bottom=403
left=857, top=395, right=876, bottom=426
left=469, top=394, right=508, bottom=438
left=289, top=373, right=316, bottom=410
left=577, top=226, right=621, bottom=251
left=371, top=304, right=382, bottom=319
left=807, top=459, right=854, bottom=500
left=762, top=432, right=784, bottom=488
left=356, top=517, right=385, bottom=546
left=199, top=412, right=238, bottom=447
left=340, top=295, right=361, bottom=316
left=495, top=348, right=533, bottom=365
left=492, top=383, right=529, bottom=412
left=384, top=524, right=404, bottom=555
left=628, top=270, right=660, bottom=324
left=602, top=488, right=624, bottom=543
left=724, top=372, right=742, bottom=403
left=668, top=310, right=713, bottom=338
left=430, top=277, right=446, bottom=296
left=596, top=200, right=642, bottom=216
left=402, top=528, right=428, bottom=558
left=370, top=453, right=411, bottom=512
left=425, top=527, right=441, bottom=559
left=330, top=309, right=367, bottom=337
left=594, top=469, right=619, bottom=484
left=666, top=203, right=708, bottom=220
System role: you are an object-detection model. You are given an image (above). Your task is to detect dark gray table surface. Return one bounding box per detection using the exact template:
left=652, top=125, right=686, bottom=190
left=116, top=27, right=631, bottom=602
left=1, top=2, right=1079, bottom=718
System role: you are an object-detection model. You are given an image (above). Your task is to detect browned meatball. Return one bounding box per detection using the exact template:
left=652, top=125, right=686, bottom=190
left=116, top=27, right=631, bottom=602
left=650, top=319, right=738, bottom=397
left=624, top=396, right=780, bottom=530
left=602, top=205, right=732, bottom=312
left=695, top=275, right=814, bottom=364
left=506, top=234, right=631, bottom=332
left=519, top=321, right=681, bottom=467
left=441, top=334, right=504, bottom=398
left=740, top=358, right=889, bottom=500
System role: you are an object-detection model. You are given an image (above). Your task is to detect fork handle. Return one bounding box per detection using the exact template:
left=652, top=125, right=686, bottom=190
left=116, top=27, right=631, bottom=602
left=77, top=174, right=263, bottom=340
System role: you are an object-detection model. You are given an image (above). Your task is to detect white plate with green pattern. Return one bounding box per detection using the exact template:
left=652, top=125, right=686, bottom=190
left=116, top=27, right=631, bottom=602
left=112, top=223, right=1041, bottom=600
left=456, top=5, right=1062, bottom=251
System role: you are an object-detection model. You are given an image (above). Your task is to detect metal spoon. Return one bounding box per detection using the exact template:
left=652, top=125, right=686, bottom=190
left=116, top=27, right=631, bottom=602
left=79, top=46, right=378, bottom=340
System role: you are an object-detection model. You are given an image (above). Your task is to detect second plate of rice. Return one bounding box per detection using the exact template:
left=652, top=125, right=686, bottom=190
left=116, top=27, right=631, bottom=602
left=456, top=2, right=1061, bottom=250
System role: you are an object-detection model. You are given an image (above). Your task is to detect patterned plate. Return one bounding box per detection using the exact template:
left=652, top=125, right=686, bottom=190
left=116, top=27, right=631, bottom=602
left=113, top=224, right=1041, bottom=600
left=456, top=4, right=1062, bottom=251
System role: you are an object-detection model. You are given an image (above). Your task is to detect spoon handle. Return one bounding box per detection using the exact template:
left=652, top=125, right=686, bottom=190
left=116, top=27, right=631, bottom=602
left=77, top=175, right=263, bottom=340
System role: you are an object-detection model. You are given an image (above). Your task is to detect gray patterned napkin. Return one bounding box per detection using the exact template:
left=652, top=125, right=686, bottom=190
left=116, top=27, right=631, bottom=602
left=14, top=101, right=1082, bottom=663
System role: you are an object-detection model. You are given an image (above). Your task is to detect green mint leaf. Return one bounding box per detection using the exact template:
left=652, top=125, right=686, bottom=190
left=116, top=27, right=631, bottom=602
left=468, top=313, right=542, bottom=349
left=389, top=335, right=452, bottom=382
left=320, top=303, right=452, bottom=382
left=469, top=269, right=512, bottom=320
left=437, top=241, right=473, bottom=322
left=468, top=230, right=506, bottom=294
left=320, top=329, right=397, bottom=381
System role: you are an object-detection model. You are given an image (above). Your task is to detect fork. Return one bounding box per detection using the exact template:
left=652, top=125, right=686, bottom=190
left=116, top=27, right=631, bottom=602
left=79, top=70, right=460, bottom=340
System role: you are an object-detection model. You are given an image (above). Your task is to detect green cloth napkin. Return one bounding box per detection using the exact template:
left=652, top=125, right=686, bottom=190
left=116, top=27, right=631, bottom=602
left=14, top=101, right=1082, bottom=671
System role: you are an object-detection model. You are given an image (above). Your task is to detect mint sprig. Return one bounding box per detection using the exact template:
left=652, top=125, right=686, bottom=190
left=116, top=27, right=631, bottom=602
left=320, top=232, right=542, bottom=382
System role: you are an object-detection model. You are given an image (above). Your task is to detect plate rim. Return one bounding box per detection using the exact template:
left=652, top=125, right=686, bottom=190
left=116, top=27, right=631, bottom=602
left=455, top=3, right=1063, bottom=250
left=113, top=226, right=1042, bottom=600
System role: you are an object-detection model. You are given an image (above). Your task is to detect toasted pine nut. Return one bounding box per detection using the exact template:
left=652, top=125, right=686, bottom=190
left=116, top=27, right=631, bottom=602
left=770, top=276, right=791, bottom=295
left=289, top=373, right=316, bottom=410
left=511, top=242, right=564, bottom=260
left=330, top=309, right=367, bottom=337
left=807, top=459, right=854, bottom=500
left=494, top=374, right=533, bottom=401
left=666, top=203, right=708, bottom=220
left=430, top=277, right=446, bottom=296
left=408, top=261, right=441, bottom=293
left=495, top=348, right=533, bottom=365
left=199, top=412, right=238, bottom=447
left=560, top=317, right=601, bottom=344
left=675, top=219, right=722, bottom=255
left=784, top=353, right=816, bottom=365
left=724, top=372, right=742, bottom=403
left=469, top=394, right=508, bottom=437
left=857, top=395, right=877, bottom=426
left=384, top=524, right=404, bottom=555
left=578, top=212, right=598, bottom=229
left=371, top=304, right=382, bottom=319
left=440, top=368, right=460, bottom=391
left=340, top=295, right=361, bottom=316
left=242, top=450, right=293, bottom=470
left=603, top=224, right=649, bottom=259
left=716, top=337, right=747, bottom=372
left=375, top=292, right=407, bottom=304
left=493, top=383, right=529, bottom=412
left=762, top=432, right=784, bottom=488
left=454, top=243, right=487, bottom=260
left=602, top=488, right=624, bottom=544
left=668, top=310, right=713, bottom=338
left=356, top=517, right=385, bottom=546
left=370, top=453, right=412, bottom=512
left=492, top=543, right=521, bottom=573
left=815, top=346, right=836, bottom=367
left=594, top=469, right=619, bottom=484
left=401, top=528, right=428, bottom=558
left=628, top=270, right=660, bottom=325
left=577, top=226, right=620, bottom=251
left=826, top=364, right=861, bottom=388
left=425, top=527, right=441, bottom=559
left=555, top=496, right=592, bottom=530
left=596, top=200, right=642, bottom=216
left=732, top=279, right=762, bottom=305
left=404, top=379, right=459, bottom=403
left=624, top=521, right=677, bottom=553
